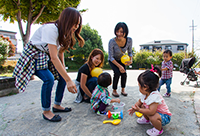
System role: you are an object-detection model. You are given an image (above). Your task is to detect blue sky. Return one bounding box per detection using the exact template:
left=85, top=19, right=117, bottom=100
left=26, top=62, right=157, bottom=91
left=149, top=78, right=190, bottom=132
left=1, top=0, right=200, bottom=55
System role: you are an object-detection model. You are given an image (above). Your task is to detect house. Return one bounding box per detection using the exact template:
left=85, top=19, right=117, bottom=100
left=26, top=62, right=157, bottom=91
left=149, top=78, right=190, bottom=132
left=139, top=40, right=188, bottom=53
left=0, top=29, right=17, bottom=53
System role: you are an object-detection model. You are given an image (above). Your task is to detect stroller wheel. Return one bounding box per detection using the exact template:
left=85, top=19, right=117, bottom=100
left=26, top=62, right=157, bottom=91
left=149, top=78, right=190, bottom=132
left=186, top=81, right=190, bottom=85
left=180, top=82, right=184, bottom=85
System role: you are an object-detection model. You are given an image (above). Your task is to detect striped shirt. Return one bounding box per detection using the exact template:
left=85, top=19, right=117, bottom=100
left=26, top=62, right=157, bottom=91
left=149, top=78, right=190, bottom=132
left=90, top=85, right=112, bottom=112
left=161, top=60, right=173, bottom=79
left=13, top=43, right=59, bottom=92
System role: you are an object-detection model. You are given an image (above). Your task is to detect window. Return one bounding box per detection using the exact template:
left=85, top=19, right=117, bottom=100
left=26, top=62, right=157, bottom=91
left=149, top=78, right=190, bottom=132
left=177, top=45, right=184, bottom=51
left=143, top=46, right=149, bottom=50
left=165, top=45, right=172, bottom=50
left=153, top=46, right=162, bottom=51
left=154, top=41, right=161, bottom=43
left=3, top=35, right=11, bottom=39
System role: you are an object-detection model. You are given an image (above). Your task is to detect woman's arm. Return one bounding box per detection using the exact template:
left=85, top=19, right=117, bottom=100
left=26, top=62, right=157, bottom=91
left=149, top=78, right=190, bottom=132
left=108, top=41, right=125, bottom=73
left=80, top=73, right=92, bottom=98
left=126, top=38, right=133, bottom=66
left=48, top=44, right=77, bottom=93
left=58, top=50, right=65, bottom=67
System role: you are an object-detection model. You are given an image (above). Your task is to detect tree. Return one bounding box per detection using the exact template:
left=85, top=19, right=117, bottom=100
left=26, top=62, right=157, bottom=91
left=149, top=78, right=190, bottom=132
left=65, top=24, right=105, bottom=69
left=0, top=35, right=15, bottom=66
left=69, top=24, right=104, bottom=58
left=134, top=50, right=152, bottom=68
left=0, top=0, right=81, bottom=46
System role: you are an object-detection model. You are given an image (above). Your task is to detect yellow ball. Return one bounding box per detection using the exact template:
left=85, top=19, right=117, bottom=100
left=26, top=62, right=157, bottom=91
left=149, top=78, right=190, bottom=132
left=91, top=67, right=103, bottom=77
left=121, top=55, right=130, bottom=64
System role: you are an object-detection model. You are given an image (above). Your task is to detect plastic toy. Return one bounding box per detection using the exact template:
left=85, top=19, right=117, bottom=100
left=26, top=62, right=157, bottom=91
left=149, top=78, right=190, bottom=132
left=135, top=111, right=143, bottom=117
left=107, top=110, right=123, bottom=119
left=121, top=55, right=130, bottom=64
left=112, top=102, right=125, bottom=112
left=91, top=67, right=103, bottom=77
left=103, top=119, right=121, bottom=125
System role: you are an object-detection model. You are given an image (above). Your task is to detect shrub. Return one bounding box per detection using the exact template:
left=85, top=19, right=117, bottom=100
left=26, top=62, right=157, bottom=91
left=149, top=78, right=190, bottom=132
left=0, top=35, right=16, bottom=67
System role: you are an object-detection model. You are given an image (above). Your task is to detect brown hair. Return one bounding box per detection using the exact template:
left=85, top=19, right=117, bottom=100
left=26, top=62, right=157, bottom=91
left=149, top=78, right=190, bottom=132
left=86, top=48, right=104, bottom=70
left=55, top=7, right=85, bottom=52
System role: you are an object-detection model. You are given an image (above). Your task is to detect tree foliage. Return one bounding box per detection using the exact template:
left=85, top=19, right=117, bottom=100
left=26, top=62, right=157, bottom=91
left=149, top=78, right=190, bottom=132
left=132, top=49, right=197, bottom=70
left=64, top=24, right=105, bottom=69
left=0, top=35, right=15, bottom=66
left=0, top=0, right=81, bottom=46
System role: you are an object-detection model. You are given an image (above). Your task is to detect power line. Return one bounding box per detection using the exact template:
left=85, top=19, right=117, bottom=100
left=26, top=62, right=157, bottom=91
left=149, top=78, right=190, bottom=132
left=189, top=20, right=197, bottom=53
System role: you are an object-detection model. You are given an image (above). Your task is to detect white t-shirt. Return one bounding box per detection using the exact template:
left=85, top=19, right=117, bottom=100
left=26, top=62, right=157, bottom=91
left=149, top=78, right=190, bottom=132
left=140, top=90, right=172, bottom=116
left=30, top=23, right=59, bottom=52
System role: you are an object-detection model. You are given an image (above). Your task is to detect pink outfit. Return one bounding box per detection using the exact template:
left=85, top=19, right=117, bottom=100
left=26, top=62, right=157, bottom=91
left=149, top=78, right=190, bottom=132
left=140, top=91, right=172, bottom=116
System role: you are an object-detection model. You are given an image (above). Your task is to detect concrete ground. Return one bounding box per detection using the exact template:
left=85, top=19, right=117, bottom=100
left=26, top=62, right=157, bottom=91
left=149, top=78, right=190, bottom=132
left=0, top=70, right=200, bottom=136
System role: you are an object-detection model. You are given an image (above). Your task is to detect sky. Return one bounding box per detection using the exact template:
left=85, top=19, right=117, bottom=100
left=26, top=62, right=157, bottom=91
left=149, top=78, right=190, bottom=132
left=1, top=0, right=200, bottom=55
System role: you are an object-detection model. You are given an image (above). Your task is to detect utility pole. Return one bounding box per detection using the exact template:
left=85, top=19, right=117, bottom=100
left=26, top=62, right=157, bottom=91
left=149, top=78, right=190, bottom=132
left=190, top=20, right=197, bottom=53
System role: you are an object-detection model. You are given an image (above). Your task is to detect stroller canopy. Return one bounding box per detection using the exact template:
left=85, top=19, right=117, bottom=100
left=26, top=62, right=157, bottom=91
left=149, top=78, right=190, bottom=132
left=179, top=57, right=196, bottom=74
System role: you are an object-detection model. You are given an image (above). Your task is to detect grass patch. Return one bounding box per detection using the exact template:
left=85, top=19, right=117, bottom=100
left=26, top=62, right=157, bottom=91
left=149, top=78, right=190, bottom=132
left=0, top=73, right=13, bottom=77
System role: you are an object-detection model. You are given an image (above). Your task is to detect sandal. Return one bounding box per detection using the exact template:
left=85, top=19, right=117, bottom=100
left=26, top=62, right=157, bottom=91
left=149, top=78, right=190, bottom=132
left=121, top=92, right=128, bottom=96
left=112, top=93, right=119, bottom=97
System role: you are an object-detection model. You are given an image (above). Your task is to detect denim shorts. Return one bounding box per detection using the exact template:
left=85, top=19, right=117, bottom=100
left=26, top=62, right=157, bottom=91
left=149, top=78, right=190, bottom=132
left=158, top=112, right=171, bottom=126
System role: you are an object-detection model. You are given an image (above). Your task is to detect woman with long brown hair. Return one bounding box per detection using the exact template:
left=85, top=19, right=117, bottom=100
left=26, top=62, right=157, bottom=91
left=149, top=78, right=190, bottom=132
left=13, top=7, right=85, bottom=122
left=75, top=48, right=104, bottom=103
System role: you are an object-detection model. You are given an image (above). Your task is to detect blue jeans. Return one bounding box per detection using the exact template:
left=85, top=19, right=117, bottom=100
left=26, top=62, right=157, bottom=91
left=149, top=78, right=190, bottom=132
left=158, top=112, right=171, bottom=126
left=158, top=78, right=172, bottom=94
left=80, top=77, right=97, bottom=98
left=34, top=61, right=66, bottom=111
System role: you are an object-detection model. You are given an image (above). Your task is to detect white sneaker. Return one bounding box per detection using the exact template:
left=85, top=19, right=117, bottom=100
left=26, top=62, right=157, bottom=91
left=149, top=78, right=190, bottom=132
left=137, top=116, right=150, bottom=124
left=146, top=127, right=163, bottom=136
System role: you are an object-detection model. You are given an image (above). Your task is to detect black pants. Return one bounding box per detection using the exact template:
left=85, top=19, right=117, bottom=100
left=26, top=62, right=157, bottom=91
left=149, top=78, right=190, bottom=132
left=109, top=60, right=127, bottom=90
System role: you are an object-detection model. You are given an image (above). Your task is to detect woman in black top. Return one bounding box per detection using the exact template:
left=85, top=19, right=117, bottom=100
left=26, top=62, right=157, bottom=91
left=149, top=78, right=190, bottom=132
left=75, top=48, right=104, bottom=103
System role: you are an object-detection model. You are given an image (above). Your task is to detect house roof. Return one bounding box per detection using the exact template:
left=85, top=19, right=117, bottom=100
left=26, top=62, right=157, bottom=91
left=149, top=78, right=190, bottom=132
left=140, top=40, right=188, bottom=46
left=0, top=29, right=17, bottom=34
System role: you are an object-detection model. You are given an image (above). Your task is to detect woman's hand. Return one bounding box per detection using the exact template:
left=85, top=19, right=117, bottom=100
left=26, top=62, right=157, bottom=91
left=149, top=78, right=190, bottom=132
left=66, top=80, right=77, bottom=94
left=125, top=60, right=132, bottom=66
left=119, top=65, right=126, bottom=73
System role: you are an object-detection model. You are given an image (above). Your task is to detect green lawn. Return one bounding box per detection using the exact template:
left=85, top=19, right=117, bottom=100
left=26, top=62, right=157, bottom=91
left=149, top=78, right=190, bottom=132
left=0, top=73, right=13, bottom=77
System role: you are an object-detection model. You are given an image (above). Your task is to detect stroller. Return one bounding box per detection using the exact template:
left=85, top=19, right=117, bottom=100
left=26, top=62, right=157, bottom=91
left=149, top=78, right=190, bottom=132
left=179, top=57, right=199, bottom=86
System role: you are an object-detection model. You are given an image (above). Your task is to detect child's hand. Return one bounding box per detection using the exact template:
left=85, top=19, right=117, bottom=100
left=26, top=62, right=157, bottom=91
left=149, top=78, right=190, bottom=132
left=115, top=98, right=120, bottom=103
left=127, top=105, right=135, bottom=116
left=133, top=104, right=140, bottom=111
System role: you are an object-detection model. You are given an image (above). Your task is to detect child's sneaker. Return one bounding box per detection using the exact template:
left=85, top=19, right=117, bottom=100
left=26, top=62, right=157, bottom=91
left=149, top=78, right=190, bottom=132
left=146, top=127, right=163, bottom=136
left=96, top=111, right=107, bottom=116
left=163, top=93, right=171, bottom=97
left=137, top=116, right=150, bottom=124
